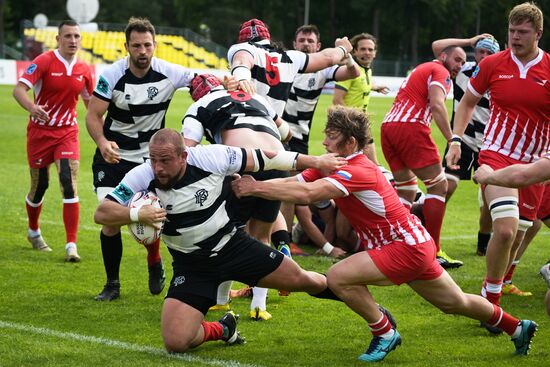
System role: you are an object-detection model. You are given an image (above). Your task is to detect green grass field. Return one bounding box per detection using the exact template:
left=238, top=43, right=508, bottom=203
left=0, top=85, right=548, bottom=366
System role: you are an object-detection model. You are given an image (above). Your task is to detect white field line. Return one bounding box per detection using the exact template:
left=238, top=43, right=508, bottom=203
left=0, top=320, right=262, bottom=367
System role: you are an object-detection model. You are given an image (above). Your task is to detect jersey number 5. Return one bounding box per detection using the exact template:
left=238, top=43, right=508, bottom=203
left=265, top=54, right=280, bottom=86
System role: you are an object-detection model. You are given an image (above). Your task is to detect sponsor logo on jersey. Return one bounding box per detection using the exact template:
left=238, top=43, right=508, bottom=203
left=522, top=203, right=535, bottom=210
left=445, top=76, right=451, bottom=86
left=97, top=171, right=105, bottom=182
left=336, top=170, right=352, bottom=180
left=147, top=86, right=159, bottom=100
left=173, top=276, right=186, bottom=286
left=308, top=77, right=316, bottom=89
left=61, top=151, right=73, bottom=155
left=112, top=183, right=134, bottom=202
left=51, top=72, right=63, bottom=76
left=227, top=147, right=237, bottom=165
left=498, top=74, right=514, bottom=79
left=195, top=188, right=209, bottom=206
left=229, top=90, right=252, bottom=102
left=472, top=65, right=480, bottom=78
left=96, top=75, right=109, bottom=95
left=533, top=77, right=547, bottom=87
left=26, top=63, right=37, bottom=75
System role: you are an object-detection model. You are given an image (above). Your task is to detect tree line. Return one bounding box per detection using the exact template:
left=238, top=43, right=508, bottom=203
left=2, top=0, right=549, bottom=67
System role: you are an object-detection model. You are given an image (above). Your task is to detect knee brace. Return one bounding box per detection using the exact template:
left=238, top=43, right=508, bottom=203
left=59, top=159, right=75, bottom=199
left=423, top=171, right=446, bottom=189
left=29, top=167, right=49, bottom=203
left=489, top=196, right=519, bottom=221
left=394, top=178, right=418, bottom=192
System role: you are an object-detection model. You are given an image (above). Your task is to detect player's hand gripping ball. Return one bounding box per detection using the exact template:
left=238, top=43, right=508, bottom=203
left=127, top=191, right=163, bottom=245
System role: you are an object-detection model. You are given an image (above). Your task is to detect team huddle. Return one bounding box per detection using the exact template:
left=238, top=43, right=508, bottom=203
left=13, top=1, right=549, bottom=363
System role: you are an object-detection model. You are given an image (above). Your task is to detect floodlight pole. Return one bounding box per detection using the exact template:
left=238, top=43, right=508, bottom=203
left=304, top=0, right=310, bottom=25
left=0, top=0, right=4, bottom=58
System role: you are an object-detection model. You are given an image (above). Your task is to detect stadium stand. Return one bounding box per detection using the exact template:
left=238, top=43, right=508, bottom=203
left=22, top=25, right=229, bottom=70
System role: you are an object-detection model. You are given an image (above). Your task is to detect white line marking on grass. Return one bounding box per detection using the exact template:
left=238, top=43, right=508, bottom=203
left=0, top=320, right=261, bottom=367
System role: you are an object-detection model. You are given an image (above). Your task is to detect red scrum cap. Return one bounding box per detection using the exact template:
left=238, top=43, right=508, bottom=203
left=189, top=74, right=222, bottom=101
left=238, top=19, right=270, bottom=43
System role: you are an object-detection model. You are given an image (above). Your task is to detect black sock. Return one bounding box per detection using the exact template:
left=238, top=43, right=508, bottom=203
left=477, top=232, right=491, bottom=248
left=271, top=229, right=290, bottom=249
left=100, top=231, right=123, bottom=282
left=309, top=286, right=343, bottom=302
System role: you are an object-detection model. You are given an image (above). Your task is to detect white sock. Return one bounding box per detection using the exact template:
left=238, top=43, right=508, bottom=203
left=511, top=323, right=522, bottom=339
left=380, top=328, right=396, bottom=339
left=250, top=287, right=268, bottom=311
left=28, top=228, right=41, bottom=238
left=216, top=280, right=232, bottom=305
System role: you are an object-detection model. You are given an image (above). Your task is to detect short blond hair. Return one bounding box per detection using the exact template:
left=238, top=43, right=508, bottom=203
left=509, top=2, right=543, bottom=31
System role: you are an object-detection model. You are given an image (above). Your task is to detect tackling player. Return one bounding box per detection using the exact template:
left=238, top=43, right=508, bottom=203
left=232, top=105, right=538, bottom=362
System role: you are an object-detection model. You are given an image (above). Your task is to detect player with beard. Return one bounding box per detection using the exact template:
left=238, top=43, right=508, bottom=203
left=93, top=128, right=349, bottom=352
left=381, top=45, right=466, bottom=269
left=86, top=17, right=195, bottom=301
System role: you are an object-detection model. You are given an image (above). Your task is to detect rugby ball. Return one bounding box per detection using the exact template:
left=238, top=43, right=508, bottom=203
left=127, top=191, right=163, bottom=245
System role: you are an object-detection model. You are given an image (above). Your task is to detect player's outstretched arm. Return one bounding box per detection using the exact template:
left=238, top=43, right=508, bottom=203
left=94, top=198, right=166, bottom=228
left=473, top=160, right=550, bottom=187
left=241, top=149, right=346, bottom=173
left=305, top=37, right=352, bottom=73
left=232, top=174, right=344, bottom=204
left=432, top=33, right=493, bottom=57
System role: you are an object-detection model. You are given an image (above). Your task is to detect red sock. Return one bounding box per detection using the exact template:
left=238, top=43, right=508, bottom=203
left=482, top=277, right=503, bottom=306
left=423, top=195, right=446, bottom=251
left=201, top=321, right=224, bottom=342
left=368, top=312, right=393, bottom=336
left=486, top=304, right=519, bottom=336
left=145, top=238, right=161, bottom=266
left=63, top=199, right=79, bottom=243
left=26, top=197, right=42, bottom=231
left=503, top=262, right=517, bottom=284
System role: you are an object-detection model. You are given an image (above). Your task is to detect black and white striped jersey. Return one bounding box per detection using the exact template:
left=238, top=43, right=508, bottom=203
left=93, top=57, right=194, bottom=163
left=182, top=88, right=280, bottom=144
left=451, top=61, right=490, bottom=152
left=228, top=40, right=309, bottom=116
left=282, top=66, right=339, bottom=143
left=107, top=144, right=247, bottom=257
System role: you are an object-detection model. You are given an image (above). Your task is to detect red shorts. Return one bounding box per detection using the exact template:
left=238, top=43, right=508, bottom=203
left=538, top=185, right=550, bottom=221
left=368, top=239, right=444, bottom=285
left=381, top=122, right=441, bottom=172
left=479, top=150, right=544, bottom=221
left=27, top=124, right=80, bottom=168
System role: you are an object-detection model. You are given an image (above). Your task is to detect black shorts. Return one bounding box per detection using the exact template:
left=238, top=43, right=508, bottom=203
left=92, top=151, right=140, bottom=188
left=235, top=170, right=289, bottom=224
left=165, top=229, right=284, bottom=314
left=442, top=142, right=479, bottom=180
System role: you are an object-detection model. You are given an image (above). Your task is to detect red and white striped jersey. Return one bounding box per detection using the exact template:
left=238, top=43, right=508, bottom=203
left=382, top=60, right=452, bottom=127
left=298, top=153, right=431, bottom=249
left=19, top=49, right=94, bottom=128
left=468, top=49, right=550, bottom=163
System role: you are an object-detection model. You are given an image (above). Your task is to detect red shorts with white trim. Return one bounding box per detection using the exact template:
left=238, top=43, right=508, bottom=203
left=537, top=185, right=550, bottom=221
left=27, top=124, right=80, bottom=168
left=368, top=239, right=444, bottom=285
left=479, top=150, right=544, bottom=221
left=381, top=122, right=441, bottom=172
